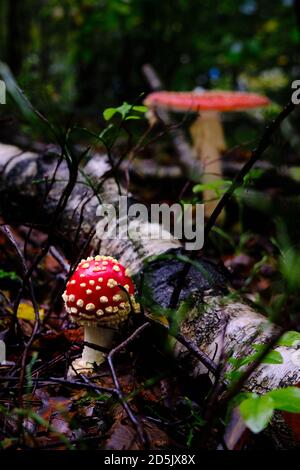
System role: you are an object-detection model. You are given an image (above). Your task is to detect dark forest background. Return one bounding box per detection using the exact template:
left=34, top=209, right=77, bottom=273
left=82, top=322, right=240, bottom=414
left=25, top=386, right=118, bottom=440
left=1, top=0, right=300, bottom=119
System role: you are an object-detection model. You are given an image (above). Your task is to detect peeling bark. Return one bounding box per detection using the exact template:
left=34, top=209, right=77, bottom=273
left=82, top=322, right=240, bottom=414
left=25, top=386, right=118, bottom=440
left=0, top=143, right=179, bottom=272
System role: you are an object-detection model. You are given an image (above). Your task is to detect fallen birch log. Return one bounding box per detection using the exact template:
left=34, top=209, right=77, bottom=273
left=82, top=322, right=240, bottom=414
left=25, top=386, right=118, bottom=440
left=0, top=142, right=299, bottom=448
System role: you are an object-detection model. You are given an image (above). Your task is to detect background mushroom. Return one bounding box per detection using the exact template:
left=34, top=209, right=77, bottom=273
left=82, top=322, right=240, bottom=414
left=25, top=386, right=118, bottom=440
left=62, top=255, right=137, bottom=375
left=144, top=90, right=270, bottom=218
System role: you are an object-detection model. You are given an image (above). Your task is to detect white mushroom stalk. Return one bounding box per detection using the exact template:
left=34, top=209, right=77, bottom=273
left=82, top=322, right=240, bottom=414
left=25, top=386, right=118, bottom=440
left=190, top=111, right=226, bottom=217
left=76, top=324, right=115, bottom=371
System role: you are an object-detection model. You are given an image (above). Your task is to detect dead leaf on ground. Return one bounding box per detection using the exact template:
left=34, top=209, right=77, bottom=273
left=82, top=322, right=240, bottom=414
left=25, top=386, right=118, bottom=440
left=104, top=406, right=172, bottom=450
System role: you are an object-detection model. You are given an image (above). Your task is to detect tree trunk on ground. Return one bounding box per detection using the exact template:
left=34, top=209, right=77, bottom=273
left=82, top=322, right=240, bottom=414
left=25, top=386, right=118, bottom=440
left=0, top=143, right=300, bottom=448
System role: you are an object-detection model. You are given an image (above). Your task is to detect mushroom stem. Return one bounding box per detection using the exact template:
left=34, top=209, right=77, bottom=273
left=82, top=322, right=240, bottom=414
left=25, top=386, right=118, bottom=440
left=190, top=111, right=226, bottom=219
left=68, top=325, right=114, bottom=376
left=81, top=325, right=114, bottom=365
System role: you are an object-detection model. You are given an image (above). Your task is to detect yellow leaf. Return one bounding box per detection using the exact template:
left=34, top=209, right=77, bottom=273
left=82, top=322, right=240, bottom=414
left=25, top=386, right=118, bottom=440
left=7, top=303, right=44, bottom=321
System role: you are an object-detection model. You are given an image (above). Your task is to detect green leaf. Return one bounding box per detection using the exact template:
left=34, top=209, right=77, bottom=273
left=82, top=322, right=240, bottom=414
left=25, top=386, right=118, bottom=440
left=252, top=344, right=283, bottom=364
left=243, top=168, right=264, bottom=186
left=115, top=102, right=132, bottom=119
left=261, top=350, right=283, bottom=364
left=225, top=392, right=256, bottom=423
left=103, top=102, right=146, bottom=122
left=277, top=331, right=300, bottom=347
left=0, top=269, right=20, bottom=281
left=193, top=179, right=231, bottom=195
left=225, top=369, right=243, bottom=383
left=228, top=355, right=254, bottom=368
left=289, top=167, right=300, bottom=181
left=125, top=115, right=142, bottom=120
left=0, top=61, right=37, bottom=123
left=267, top=387, right=300, bottom=413
left=132, top=105, right=148, bottom=113
left=103, top=107, right=118, bottom=121
left=169, top=300, right=191, bottom=336
left=228, top=348, right=283, bottom=370
left=239, top=395, right=274, bottom=433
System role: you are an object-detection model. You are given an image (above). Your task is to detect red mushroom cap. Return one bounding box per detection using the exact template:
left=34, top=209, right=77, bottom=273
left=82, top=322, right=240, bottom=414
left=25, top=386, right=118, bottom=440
left=62, top=256, right=135, bottom=327
left=144, top=90, right=270, bottom=113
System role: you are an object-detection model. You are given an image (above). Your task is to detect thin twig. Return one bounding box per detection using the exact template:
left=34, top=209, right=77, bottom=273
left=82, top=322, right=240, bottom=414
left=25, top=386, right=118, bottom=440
left=169, top=100, right=296, bottom=312
left=205, top=100, right=296, bottom=238
left=107, top=322, right=151, bottom=448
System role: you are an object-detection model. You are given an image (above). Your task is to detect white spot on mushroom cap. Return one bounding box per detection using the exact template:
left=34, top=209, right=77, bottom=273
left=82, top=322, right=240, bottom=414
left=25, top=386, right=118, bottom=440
left=89, top=280, right=95, bottom=285
left=80, top=283, right=86, bottom=287
left=113, top=294, right=121, bottom=302
left=70, top=280, right=76, bottom=285
left=69, top=294, right=75, bottom=302
left=100, top=296, right=108, bottom=303
left=86, top=303, right=95, bottom=311
left=113, top=265, right=120, bottom=272
left=77, top=299, right=84, bottom=307
left=96, top=309, right=104, bottom=316
left=82, top=263, right=90, bottom=269
left=71, top=307, right=78, bottom=314
left=107, top=278, right=117, bottom=288
left=86, top=289, right=92, bottom=295
left=96, top=286, right=101, bottom=291
left=120, top=301, right=129, bottom=309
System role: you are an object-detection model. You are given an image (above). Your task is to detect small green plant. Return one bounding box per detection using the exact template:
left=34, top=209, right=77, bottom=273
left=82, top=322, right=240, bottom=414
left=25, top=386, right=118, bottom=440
left=227, top=330, right=300, bottom=434
left=25, top=352, right=39, bottom=394
left=183, top=397, right=206, bottom=447
left=239, top=386, right=300, bottom=433
left=103, top=102, right=148, bottom=121
left=226, top=344, right=283, bottom=384
left=193, top=179, right=232, bottom=200
left=277, top=330, right=300, bottom=347
left=0, top=269, right=21, bottom=282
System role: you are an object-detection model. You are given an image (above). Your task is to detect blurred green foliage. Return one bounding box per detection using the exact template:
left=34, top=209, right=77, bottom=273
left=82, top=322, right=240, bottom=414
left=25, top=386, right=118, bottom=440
left=0, top=0, right=299, bottom=116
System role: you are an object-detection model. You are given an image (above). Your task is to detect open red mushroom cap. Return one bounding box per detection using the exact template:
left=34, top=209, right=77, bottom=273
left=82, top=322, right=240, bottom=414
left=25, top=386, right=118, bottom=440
left=63, top=256, right=135, bottom=327
left=144, top=90, right=270, bottom=113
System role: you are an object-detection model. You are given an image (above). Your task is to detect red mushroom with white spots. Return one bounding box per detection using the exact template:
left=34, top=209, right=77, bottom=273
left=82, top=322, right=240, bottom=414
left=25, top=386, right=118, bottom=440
left=145, top=90, right=270, bottom=218
left=62, top=255, right=138, bottom=374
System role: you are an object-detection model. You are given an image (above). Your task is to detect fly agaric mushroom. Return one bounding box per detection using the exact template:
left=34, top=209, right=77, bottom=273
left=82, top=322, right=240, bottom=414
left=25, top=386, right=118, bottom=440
left=62, top=255, right=138, bottom=374
left=144, top=90, right=270, bottom=218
